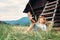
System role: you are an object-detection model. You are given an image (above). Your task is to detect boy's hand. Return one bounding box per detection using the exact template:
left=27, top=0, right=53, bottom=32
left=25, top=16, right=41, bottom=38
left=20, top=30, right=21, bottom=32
left=31, top=18, right=35, bottom=23
left=27, top=12, right=35, bottom=23
left=29, top=17, right=35, bottom=23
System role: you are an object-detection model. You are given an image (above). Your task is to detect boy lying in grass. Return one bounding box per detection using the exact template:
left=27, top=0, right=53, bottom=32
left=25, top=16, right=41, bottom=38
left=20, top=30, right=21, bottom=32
left=27, top=16, right=47, bottom=32
left=34, top=16, right=46, bottom=31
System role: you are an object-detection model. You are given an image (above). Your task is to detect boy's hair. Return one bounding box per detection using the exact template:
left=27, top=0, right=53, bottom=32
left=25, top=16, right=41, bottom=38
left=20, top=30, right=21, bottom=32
left=39, top=16, right=45, bottom=18
left=38, top=16, right=46, bottom=24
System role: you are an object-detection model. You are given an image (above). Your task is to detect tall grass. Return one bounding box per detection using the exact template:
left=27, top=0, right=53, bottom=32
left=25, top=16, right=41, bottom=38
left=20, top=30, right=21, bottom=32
left=0, top=24, right=60, bottom=40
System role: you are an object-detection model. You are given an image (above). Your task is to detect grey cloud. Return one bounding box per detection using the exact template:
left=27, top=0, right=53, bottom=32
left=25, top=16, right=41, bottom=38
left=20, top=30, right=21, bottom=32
left=0, top=5, right=19, bottom=13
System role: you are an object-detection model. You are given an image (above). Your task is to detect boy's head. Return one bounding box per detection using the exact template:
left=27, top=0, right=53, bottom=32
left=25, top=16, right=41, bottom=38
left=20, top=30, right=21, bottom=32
left=39, top=16, right=46, bottom=24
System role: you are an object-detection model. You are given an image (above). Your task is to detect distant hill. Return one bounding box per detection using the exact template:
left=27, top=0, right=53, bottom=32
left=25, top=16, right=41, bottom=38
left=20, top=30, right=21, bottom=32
left=4, top=17, right=30, bottom=26
left=0, top=21, right=7, bottom=24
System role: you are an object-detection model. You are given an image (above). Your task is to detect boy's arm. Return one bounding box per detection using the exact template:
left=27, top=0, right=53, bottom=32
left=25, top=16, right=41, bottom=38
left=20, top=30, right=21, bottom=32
left=27, top=12, right=35, bottom=23
left=26, top=12, right=35, bottom=32
left=27, top=23, right=34, bottom=32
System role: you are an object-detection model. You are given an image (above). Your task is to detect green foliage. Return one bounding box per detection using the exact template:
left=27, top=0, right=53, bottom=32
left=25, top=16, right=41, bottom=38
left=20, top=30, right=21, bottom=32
left=0, top=24, right=60, bottom=40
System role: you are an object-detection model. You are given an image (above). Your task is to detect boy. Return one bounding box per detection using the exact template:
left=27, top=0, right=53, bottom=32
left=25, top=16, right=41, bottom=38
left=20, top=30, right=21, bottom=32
left=27, top=16, right=47, bottom=32
left=34, top=16, right=47, bottom=31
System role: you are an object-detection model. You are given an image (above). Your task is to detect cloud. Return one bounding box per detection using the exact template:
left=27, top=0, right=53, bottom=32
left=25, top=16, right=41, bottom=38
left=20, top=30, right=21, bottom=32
left=0, top=0, right=29, bottom=21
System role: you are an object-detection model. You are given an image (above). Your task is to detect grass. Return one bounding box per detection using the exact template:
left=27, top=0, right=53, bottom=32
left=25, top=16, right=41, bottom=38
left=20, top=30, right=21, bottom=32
left=0, top=23, right=60, bottom=40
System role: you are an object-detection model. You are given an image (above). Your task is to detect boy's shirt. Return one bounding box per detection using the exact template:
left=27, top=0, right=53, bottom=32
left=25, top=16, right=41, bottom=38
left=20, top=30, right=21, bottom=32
left=34, top=23, right=46, bottom=31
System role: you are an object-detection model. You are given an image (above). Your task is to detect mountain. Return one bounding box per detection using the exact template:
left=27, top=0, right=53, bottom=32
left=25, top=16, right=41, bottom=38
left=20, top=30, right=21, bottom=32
left=5, top=17, right=30, bottom=26
left=0, top=21, right=7, bottom=24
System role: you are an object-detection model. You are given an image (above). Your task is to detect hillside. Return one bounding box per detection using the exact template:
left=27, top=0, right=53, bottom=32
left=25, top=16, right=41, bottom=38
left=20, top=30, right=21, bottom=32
left=5, top=17, right=30, bottom=26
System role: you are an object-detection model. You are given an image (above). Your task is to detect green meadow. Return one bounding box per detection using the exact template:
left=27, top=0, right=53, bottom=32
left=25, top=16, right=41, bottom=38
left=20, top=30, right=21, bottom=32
left=0, top=23, right=60, bottom=40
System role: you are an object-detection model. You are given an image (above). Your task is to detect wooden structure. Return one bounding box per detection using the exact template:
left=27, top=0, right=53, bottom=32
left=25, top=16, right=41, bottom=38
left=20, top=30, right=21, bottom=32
left=54, top=0, right=60, bottom=27
left=40, top=0, right=60, bottom=27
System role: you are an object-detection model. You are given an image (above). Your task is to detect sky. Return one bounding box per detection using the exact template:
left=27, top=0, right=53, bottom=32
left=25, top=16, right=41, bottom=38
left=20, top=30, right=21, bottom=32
left=0, top=0, right=29, bottom=21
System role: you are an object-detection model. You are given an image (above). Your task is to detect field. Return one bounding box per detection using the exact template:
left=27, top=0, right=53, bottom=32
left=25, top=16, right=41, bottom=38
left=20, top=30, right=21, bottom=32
left=0, top=23, right=60, bottom=40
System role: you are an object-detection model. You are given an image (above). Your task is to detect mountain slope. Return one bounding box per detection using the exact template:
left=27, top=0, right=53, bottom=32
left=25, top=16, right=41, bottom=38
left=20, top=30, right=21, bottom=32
left=5, top=17, right=30, bottom=26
